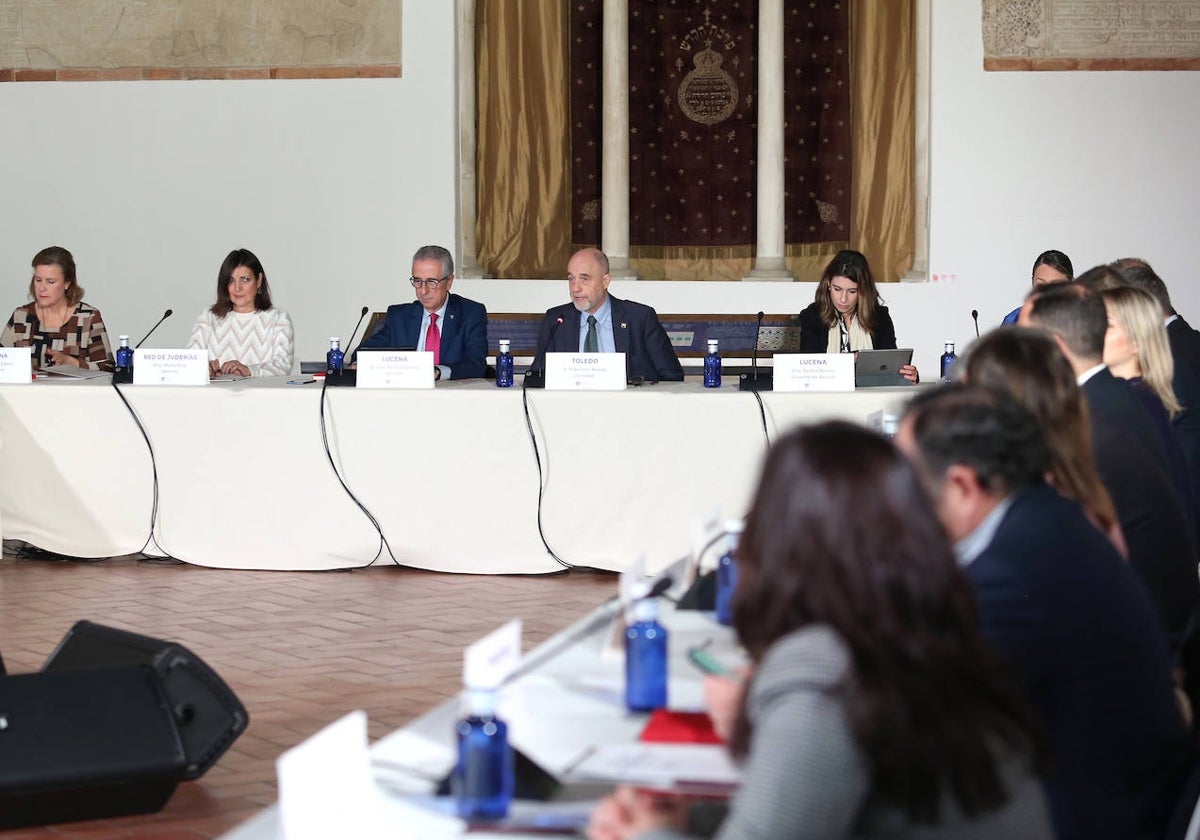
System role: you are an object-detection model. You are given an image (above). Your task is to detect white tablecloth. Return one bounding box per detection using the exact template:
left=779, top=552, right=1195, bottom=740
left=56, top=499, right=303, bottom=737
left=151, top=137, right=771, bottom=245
left=221, top=600, right=742, bottom=840
left=0, top=378, right=914, bottom=573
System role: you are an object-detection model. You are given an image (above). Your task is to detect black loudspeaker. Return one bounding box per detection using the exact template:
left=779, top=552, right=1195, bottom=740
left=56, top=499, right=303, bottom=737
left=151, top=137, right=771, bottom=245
left=0, top=666, right=187, bottom=830
left=43, top=621, right=248, bottom=781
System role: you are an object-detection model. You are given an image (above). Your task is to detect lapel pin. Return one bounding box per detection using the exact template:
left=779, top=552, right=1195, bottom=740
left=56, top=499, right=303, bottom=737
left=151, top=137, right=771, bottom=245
left=620, top=322, right=628, bottom=329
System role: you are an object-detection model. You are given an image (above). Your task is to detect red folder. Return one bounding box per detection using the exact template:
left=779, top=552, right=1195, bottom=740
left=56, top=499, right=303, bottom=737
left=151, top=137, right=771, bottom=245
left=639, top=710, right=724, bottom=744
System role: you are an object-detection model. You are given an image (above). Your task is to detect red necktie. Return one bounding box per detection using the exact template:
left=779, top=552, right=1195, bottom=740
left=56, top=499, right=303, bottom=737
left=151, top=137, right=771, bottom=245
left=426, top=313, right=441, bottom=365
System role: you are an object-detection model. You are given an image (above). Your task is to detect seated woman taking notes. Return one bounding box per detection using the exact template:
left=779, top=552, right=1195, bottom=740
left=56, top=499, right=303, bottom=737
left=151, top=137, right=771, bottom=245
left=0, top=246, right=113, bottom=372
left=189, top=248, right=294, bottom=378
left=798, top=250, right=918, bottom=383
left=588, top=423, right=1052, bottom=840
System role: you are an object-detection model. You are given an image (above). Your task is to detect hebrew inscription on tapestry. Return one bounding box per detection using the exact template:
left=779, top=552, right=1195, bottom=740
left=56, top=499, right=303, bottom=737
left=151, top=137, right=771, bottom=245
left=0, top=0, right=400, bottom=80
left=569, top=0, right=850, bottom=251
left=983, top=0, right=1200, bottom=69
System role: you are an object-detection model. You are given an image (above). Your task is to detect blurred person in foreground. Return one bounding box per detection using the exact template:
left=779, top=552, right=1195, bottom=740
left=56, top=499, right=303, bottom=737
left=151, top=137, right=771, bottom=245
left=589, top=421, right=1052, bottom=840
left=898, top=385, right=1193, bottom=840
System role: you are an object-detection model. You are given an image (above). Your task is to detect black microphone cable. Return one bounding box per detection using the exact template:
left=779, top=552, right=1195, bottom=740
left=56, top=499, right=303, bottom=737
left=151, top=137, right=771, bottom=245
left=109, top=380, right=180, bottom=563
left=520, top=383, right=574, bottom=571
left=749, top=387, right=770, bottom=445
left=317, top=376, right=397, bottom=567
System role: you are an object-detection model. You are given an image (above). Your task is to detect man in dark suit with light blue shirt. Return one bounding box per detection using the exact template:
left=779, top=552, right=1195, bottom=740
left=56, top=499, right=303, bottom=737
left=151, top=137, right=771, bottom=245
left=356, top=245, right=487, bottom=380
left=531, top=248, right=683, bottom=382
left=898, top=386, right=1194, bottom=840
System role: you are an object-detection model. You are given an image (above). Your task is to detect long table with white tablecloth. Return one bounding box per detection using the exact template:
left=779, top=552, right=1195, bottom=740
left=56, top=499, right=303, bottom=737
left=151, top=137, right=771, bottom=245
left=0, top=378, right=914, bottom=573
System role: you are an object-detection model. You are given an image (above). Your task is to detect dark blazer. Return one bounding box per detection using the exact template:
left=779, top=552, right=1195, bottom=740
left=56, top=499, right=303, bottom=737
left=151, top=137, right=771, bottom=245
left=1131, top=378, right=1194, bottom=522
left=356, top=293, right=488, bottom=380
left=1081, top=367, right=1168, bottom=471
left=1088, top=414, right=1200, bottom=650
left=1169, top=315, right=1200, bottom=377
left=966, top=484, right=1193, bottom=840
left=531, top=295, right=684, bottom=382
left=1168, top=317, right=1200, bottom=541
left=798, top=302, right=898, bottom=353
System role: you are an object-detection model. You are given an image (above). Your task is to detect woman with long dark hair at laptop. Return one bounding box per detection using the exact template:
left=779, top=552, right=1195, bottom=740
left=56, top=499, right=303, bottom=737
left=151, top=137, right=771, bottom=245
left=798, top=249, right=919, bottom=383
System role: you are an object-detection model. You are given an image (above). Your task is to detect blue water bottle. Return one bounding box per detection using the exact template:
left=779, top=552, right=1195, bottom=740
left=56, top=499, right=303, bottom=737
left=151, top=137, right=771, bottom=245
left=625, top=597, right=668, bottom=712
left=940, top=341, right=957, bottom=383
left=326, top=337, right=344, bottom=374
left=114, top=334, right=133, bottom=378
left=453, top=688, right=514, bottom=821
left=715, top=521, right=744, bottom=626
left=496, top=339, right=514, bottom=388
left=703, top=339, right=722, bottom=388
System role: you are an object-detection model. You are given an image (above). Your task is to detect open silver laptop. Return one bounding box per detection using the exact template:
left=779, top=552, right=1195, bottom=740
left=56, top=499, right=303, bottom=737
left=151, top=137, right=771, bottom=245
left=854, top=349, right=913, bottom=388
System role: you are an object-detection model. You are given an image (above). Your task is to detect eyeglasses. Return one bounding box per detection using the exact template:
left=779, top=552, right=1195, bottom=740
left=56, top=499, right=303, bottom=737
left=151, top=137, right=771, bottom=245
left=410, top=275, right=449, bottom=290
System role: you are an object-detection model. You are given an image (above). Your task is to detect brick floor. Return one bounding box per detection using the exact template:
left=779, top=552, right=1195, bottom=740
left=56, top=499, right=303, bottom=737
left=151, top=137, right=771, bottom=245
left=0, top=548, right=615, bottom=838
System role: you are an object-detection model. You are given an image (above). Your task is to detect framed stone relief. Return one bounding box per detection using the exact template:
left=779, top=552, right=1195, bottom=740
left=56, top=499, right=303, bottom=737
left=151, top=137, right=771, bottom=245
left=0, top=0, right=401, bottom=81
left=983, top=0, right=1200, bottom=70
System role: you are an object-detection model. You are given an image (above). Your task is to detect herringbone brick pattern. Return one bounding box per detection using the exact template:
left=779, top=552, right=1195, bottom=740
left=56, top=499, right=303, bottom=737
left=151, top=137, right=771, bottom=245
left=0, top=548, right=615, bottom=838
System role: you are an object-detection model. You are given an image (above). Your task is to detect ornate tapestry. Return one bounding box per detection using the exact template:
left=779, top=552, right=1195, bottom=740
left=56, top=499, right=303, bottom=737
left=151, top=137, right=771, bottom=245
left=569, top=0, right=851, bottom=255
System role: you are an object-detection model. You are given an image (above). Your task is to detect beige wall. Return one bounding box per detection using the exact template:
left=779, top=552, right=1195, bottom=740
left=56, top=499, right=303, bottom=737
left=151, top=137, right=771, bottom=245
left=0, top=0, right=1198, bottom=375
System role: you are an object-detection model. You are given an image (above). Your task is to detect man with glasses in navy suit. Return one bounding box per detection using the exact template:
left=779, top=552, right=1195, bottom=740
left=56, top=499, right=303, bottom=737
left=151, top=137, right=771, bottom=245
left=357, top=245, right=488, bottom=380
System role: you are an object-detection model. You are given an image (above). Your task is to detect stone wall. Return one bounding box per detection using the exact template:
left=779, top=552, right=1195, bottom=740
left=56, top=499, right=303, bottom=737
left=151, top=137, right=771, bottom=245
left=0, top=0, right=400, bottom=80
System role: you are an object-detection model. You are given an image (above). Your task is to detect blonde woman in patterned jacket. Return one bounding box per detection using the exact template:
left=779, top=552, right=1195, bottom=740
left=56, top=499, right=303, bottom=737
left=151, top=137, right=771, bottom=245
left=189, top=248, right=294, bottom=378
left=1, top=246, right=114, bottom=372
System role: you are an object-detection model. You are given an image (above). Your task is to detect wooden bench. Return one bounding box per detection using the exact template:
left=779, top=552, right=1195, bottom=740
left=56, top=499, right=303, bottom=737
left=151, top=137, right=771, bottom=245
left=362, top=311, right=801, bottom=359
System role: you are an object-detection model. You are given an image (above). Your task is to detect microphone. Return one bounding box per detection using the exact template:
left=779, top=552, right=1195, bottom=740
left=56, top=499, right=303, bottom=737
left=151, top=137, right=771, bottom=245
left=344, top=306, right=370, bottom=356
left=501, top=572, right=677, bottom=685
left=327, top=305, right=370, bottom=387
left=135, top=309, right=173, bottom=349
left=971, top=309, right=980, bottom=338
left=524, top=316, right=565, bottom=389
left=739, top=310, right=773, bottom=391
left=113, top=308, right=173, bottom=383
left=642, top=575, right=674, bottom=601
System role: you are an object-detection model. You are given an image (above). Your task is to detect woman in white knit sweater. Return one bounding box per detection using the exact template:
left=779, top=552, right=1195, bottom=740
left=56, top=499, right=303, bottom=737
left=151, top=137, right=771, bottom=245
left=189, top=248, right=294, bottom=378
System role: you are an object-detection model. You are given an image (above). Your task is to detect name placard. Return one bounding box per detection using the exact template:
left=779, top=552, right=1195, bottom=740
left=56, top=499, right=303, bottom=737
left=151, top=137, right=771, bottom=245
left=545, top=352, right=627, bottom=391
left=356, top=350, right=435, bottom=389
left=0, top=347, right=33, bottom=384
left=773, top=353, right=854, bottom=392
left=463, top=619, right=523, bottom=690
left=133, top=349, right=208, bottom=385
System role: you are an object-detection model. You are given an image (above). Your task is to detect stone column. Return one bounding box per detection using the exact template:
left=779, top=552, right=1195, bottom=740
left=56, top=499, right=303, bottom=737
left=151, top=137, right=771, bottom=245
left=455, top=0, right=484, bottom=278
left=601, top=0, right=639, bottom=280
left=743, top=0, right=793, bottom=281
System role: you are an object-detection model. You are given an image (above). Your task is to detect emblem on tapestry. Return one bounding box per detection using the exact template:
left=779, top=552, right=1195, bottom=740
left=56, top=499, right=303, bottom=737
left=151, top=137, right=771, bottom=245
left=676, top=8, right=739, bottom=126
